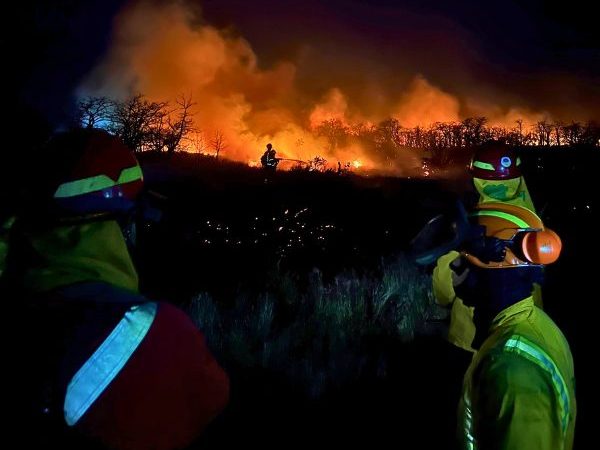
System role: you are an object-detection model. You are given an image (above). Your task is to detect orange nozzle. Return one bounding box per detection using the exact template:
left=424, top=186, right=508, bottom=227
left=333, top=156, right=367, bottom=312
left=521, top=228, right=562, bottom=265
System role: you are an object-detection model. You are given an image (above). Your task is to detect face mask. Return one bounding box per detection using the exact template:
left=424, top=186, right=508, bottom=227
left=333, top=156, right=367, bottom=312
left=474, top=177, right=523, bottom=202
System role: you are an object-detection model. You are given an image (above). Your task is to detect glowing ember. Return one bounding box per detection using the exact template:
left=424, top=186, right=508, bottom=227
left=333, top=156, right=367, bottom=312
left=248, top=160, right=259, bottom=167
left=352, top=160, right=363, bottom=169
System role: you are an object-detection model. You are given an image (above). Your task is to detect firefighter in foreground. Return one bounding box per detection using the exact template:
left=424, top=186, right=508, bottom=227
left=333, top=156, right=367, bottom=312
left=5, top=129, right=229, bottom=449
left=451, top=202, right=576, bottom=449
left=433, top=141, right=540, bottom=352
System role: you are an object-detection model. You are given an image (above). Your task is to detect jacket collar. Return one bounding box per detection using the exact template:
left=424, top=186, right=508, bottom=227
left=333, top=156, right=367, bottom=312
left=490, top=296, right=535, bottom=331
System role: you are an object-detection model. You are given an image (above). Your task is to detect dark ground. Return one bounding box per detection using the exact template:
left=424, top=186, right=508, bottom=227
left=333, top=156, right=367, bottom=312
left=3, top=146, right=596, bottom=449
left=131, top=147, right=596, bottom=449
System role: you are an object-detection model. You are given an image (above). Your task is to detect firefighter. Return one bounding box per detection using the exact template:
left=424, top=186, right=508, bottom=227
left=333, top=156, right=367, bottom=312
left=469, top=141, right=536, bottom=212
left=451, top=202, right=575, bottom=450
left=260, top=143, right=279, bottom=172
left=5, top=129, right=229, bottom=449
left=433, top=141, right=541, bottom=352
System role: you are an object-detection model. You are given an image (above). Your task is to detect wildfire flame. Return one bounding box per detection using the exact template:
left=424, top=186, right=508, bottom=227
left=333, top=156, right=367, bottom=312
left=77, top=1, right=590, bottom=177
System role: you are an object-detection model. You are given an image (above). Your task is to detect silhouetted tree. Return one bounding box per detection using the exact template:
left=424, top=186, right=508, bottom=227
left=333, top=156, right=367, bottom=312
left=563, top=122, right=582, bottom=146
left=111, top=94, right=168, bottom=152
left=581, top=121, right=600, bottom=147
left=163, top=95, right=195, bottom=154
left=76, top=97, right=113, bottom=129
left=535, top=120, right=553, bottom=147
left=212, top=130, right=227, bottom=159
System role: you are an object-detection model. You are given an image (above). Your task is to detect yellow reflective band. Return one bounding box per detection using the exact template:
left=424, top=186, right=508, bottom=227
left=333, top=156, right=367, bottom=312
left=54, top=165, right=143, bottom=199
left=473, top=161, right=495, bottom=171
left=516, top=157, right=522, bottom=166
left=470, top=210, right=530, bottom=228
left=64, top=302, right=157, bottom=426
left=504, top=335, right=571, bottom=433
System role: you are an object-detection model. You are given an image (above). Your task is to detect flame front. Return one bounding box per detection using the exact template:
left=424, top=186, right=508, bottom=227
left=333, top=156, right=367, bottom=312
left=78, top=1, right=587, bottom=176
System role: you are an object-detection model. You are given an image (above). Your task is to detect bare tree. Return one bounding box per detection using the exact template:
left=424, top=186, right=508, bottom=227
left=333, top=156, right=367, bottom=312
left=76, top=97, right=113, bottom=129
left=211, top=130, right=227, bottom=159
left=563, top=122, right=582, bottom=146
left=162, top=95, right=196, bottom=154
left=185, top=131, right=207, bottom=153
left=110, top=94, right=168, bottom=152
left=462, top=117, right=488, bottom=147
left=535, top=120, right=553, bottom=147
left=515, top=119, right=524, bottom=146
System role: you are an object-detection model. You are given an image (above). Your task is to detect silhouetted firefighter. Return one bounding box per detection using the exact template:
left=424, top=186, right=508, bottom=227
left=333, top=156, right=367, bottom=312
left=260, top=143, right=280, bottom=174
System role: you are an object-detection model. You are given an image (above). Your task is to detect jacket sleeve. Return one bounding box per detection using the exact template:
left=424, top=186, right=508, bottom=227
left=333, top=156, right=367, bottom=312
left=432, top=250, right=461, bottom=306
left=472, top=352, right=563, bottom=450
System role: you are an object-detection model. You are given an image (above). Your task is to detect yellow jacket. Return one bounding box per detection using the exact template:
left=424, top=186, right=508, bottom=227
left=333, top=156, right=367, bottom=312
left=458, top=297, right=576, bottom=450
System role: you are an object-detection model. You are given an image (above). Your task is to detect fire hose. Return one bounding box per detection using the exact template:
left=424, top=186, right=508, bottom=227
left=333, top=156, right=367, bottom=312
left=277, top=158, right=309, bottom=164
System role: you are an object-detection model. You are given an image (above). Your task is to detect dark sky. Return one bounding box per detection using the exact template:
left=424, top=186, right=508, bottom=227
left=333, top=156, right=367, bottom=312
left=12, top=0, right=600, bottom=126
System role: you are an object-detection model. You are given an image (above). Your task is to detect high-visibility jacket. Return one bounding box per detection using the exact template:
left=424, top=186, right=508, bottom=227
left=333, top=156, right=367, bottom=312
left=458, top=297, right=576, bottom=450
left=473, top=176, right=536, bottom=212
left=14, top=220, right=229, bottom=450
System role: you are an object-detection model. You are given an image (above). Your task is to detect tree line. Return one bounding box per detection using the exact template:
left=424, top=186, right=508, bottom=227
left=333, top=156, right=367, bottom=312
left=76, top=94, right=600, bottom=166
left=315, top=117, right=600, bottom=167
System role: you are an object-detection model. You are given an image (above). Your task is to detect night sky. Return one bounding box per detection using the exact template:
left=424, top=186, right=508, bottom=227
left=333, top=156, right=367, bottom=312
left=12, top=0, right=600, bottom=127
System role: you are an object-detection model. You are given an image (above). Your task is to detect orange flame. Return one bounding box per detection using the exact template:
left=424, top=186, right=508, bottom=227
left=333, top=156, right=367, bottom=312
left=78, top=1, right=565, bottom=176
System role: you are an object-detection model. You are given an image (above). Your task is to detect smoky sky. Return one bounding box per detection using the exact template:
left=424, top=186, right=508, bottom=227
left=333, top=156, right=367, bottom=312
left=198, top=0, right=599, bottom=121
left=13, top=0, right=600, bottom=126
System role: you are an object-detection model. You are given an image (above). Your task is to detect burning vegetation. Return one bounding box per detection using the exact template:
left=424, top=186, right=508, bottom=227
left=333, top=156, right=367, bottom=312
left=76, top=1, right=599, bottom=177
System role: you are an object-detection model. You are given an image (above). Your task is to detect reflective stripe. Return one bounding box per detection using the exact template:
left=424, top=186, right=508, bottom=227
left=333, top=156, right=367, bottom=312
left=504, top=335, right=570, bottom=433
left=64, top=302, right=157, bottom=425
left=470, top=210, right=530, bottom=228
left=463, top=390, right=476, bottom=450
left=516, top=157, right=522, bottom=166
left=54, top=165, right=143, bottom=199
left=473, top=161, right=495, bottom=171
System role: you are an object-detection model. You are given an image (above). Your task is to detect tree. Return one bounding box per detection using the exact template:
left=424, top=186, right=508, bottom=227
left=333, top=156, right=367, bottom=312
left=110, top=94, right=168, bottom=152
left=462, top=117, right=488, bottom=147
left=163, top=95, right=196, bottom=154
left=563, top=122, right=582, bottom=146
left=212, top=130, right=227, bottom=159
left=534, top=120, right=553, bottom=147
left=315, top=118, right=349, bottom=153
left=580, top=121, right=600, bottom=147
left=553, top=121, right=564, bottom=147
left=76, top=97, right=113, bottom=129
left=515, top=119, right=524, bottom=145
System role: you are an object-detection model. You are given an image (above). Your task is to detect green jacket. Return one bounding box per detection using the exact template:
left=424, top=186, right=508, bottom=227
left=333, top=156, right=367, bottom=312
left=459, top=297, right=576, bottom=450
